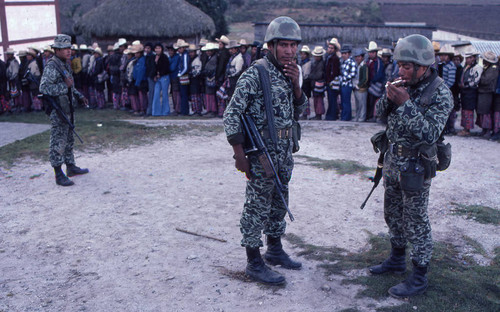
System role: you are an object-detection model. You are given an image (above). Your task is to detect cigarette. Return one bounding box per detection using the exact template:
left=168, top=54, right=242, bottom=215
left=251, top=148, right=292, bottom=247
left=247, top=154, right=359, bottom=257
left=388, top=79, right=405, bottom=87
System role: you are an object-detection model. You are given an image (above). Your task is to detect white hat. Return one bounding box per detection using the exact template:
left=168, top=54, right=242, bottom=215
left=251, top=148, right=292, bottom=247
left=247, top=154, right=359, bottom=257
left=312, top=46, right=326, bottom=57
left=328, top=38, right=341, bottom=50
left=216, top=35, right=230, bottom=45
left=118, top=38, right=127, bottom=46
left=176, top=38, right=189, bottom=48
left=481, top=51, right=498, bottom=64
left=262, top=43, right=269, bottom=51
left=366, top=41, right=380, bottom=52
left=300, top=45, right=310, bottom=54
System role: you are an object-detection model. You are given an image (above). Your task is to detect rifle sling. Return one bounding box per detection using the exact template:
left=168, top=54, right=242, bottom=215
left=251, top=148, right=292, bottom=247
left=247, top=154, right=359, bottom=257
left=255, top=60, right=278, bottom=150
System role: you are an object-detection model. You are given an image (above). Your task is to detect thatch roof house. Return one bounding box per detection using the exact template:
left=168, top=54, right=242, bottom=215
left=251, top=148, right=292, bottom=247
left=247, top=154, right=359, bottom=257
left=73, top=0, right=215, bottom=45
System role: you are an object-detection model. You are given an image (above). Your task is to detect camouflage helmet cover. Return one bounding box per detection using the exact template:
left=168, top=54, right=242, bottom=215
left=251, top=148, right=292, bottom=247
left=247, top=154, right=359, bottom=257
left=393, top=34, right=435, bottom=66
left=264, top=16, right=301, bottom=43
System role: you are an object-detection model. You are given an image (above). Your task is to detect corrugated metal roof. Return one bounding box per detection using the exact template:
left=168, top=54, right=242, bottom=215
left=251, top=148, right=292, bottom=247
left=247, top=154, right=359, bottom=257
left=470, top=41, right=500, bottom=56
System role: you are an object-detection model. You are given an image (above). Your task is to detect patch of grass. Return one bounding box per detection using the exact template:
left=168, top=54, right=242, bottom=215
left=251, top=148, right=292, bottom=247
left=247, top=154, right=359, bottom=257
left=450, top=202, right=500, bottom=225
left=0, top=109, right=223, bottom=168
left=285, top=232, right=500, bottom=311
left=295, top=155, right=373, bottom=175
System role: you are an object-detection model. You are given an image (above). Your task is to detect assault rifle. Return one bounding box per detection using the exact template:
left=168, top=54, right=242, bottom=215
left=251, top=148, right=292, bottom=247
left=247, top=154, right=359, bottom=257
left=241, top=114, right=295, bottom=221
left=39, top=94, right=84, bottom=144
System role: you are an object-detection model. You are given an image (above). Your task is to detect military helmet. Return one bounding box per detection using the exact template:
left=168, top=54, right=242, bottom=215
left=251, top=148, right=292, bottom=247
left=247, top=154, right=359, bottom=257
left=264, top=16, right=301, bottom=43
left=393, top=34, right=435, bottom=66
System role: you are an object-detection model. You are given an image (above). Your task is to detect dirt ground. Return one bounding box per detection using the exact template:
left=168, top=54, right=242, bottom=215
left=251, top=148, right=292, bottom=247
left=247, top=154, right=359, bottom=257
left=0, top=118, right=498, bottom=312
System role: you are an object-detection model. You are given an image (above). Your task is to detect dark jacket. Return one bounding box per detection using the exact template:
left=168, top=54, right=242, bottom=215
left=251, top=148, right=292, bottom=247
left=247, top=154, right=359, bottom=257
left=145, top=52, right=156, bottom=79
left=325, top=53, right=340, bottom=83
left=155, top=53, right=170, bottom=77
left=216, top=48, right=230, bottom=83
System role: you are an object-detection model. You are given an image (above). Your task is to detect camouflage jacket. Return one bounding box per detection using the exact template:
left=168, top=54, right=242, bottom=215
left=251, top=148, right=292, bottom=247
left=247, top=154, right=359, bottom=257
left=377, top=68, right=453, bottom=148
left=39, top=56, right=83, bottom=108
left=223, top=55, right=308, bottom=146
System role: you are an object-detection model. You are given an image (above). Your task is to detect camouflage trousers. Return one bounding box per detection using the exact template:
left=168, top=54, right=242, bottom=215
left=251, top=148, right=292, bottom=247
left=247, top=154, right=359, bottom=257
left=383, top=152, right=433, bottom=267
left=49, top=110, right=75, bottom=167
left=240, top=140, right=294, bottom=248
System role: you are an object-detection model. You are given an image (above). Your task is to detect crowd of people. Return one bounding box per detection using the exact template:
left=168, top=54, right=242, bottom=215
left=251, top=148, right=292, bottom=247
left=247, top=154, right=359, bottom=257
left=0, top=34, right=499, bottom=140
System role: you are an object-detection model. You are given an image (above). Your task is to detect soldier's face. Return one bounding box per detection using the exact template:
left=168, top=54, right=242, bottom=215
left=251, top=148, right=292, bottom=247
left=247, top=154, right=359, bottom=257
left=397, top=62, right=426, bottom=84
left=56, top=48, right=71, bottom=61
left=270, top=40, right=298, bottom=67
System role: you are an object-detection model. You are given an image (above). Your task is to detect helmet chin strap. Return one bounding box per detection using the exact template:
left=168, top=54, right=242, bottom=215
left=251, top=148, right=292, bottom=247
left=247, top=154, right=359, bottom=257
left=408, top=64, right=430, bottom=85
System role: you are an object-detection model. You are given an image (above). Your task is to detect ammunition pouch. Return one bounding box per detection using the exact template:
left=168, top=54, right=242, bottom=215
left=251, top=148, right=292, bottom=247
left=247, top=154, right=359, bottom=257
left=399, top=159, right=425, bottom=192
left=436, top=140, right=452, bottom=171
left=370, top=130, right=389, bottom=154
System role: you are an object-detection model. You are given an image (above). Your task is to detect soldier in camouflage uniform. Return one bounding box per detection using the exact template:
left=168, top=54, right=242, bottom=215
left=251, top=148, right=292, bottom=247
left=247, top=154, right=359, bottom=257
left=39, top=34, right=89, bottom=186
left=370, top=34, right=453, bottom=298
left=223, top=16, right=308, bottom=285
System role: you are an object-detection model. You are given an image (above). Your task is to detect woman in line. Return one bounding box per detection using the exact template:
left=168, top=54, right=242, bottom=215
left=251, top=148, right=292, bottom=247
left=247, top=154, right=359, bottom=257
left=152, top=43, right=171, bottom=116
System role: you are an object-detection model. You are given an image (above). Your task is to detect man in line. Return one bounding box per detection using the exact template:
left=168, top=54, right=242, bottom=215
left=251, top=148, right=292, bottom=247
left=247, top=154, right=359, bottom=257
left=371, top=34, right=453, bottom=298
left=223, top=16, right=307, bottom=285
left=39, top=34, right=89, bottom=186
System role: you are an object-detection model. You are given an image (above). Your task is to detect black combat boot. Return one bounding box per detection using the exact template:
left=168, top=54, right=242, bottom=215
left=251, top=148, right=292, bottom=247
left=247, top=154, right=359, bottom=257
left=245, top=247, right=286, bottom=285
left=369, top=246, right=406, bottom=275
left=54, top=166, right=74, bottom=186
left=66, top=164, right=89, bottom=177
left=264, top=236, right=302, bottom=270
left=388, top=260, right=428, bottom=298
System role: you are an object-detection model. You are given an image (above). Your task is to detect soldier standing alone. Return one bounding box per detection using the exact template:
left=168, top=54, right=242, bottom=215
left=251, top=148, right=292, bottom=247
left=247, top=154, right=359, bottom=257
left=223, top=16, right=307, bottom=285
left=369, top=34, right=453, bottom=298
left=39, top=34, right=89, bottom=186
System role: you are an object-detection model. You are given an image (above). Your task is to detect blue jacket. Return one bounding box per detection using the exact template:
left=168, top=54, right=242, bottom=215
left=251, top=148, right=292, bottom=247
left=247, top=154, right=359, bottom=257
left=168, top=53, right=180, bottom=80
left=133, top=56, right=147, bottom=87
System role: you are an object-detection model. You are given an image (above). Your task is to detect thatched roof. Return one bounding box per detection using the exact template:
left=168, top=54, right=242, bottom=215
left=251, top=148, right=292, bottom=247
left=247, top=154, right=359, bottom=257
left=73, top=0, right=215, bottom=39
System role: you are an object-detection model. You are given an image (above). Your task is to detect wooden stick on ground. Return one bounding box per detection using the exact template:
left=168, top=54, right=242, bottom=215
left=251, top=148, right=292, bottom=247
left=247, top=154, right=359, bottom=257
left=175, top=228, right=227, bottom=243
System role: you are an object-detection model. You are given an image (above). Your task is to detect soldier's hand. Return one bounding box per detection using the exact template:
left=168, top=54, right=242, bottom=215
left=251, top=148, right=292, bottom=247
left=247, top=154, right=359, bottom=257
left=80, top=97, right=89, bottom=108
left=234, top=154, right=251, bottom=179
left=386, top=83, right=409, bottom=107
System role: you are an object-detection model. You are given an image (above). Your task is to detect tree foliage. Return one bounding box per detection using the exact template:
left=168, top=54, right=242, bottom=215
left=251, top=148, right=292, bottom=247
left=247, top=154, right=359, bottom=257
left=186, top=0, right=229, bottom=38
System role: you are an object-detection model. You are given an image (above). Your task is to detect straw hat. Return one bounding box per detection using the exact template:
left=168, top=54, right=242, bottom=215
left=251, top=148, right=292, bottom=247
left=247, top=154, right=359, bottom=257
left=79, top=44, right=88, bottom=51
left=312, top=46, right=326, bottom=57
left=199, top=38, right=208, bottom=47
left=71, top=44, right=79, bottom=51
left=188, top=44, right=197, bottom=51
left=113, top=42, right=120, bottom=50
left=201, top=42, right=218, bottom=51
left=132, top=40, right=141, bottom=46
left=93, top=47, right=103, bottom=56
left=436, top=44, right=455, bottom=56
left=5, top=48, right=16, bottom=55
left=262, top=43, right=269, bottom=51
left=328, top=37, right=341, bottom=50
left=453, top=51, right=463, bottom=62
left=239, top=39, right=248, bottom=46
left=463, top=47, right=480, bottom=58
left=176, top=38, right=189, bottom=48
left=300, top=45, right=310, bottom=54
left=216, top=35, right=230, bottom=45
left=365, top=41, right=380, bottom=52
left=481, top=51, right=498, bottom=64
left=227, top=40, right=241, bottom=49
left=118, top=38, right=127, bottom=46
left=27, top=49, right=37, bottom=57
left=381, top=48, right=392, bottom=56
left=432, top=41, right=441, bottom=52
left=107, top=45, right=114, bottom=52
left=43, top=45, right=54, bottom=53
left=133, top=44, right=144, bottom=53
left=18, top=50, right=27, bottom=57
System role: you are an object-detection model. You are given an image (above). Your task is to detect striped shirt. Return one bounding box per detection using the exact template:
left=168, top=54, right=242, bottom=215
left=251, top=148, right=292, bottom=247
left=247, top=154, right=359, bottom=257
left=442, top=61, right=456, bottom=88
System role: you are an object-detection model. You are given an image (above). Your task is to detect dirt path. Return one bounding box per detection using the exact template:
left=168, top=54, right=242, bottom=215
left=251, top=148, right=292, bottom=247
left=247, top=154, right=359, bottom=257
left=0, top=119, right=498, bottom=311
